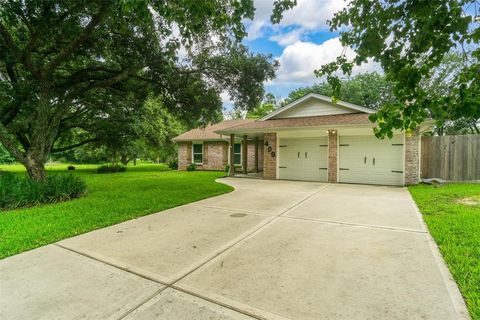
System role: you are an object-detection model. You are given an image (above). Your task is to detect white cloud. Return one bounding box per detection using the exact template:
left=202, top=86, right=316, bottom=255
left=247, top=0, right=346, bottom=45
left=269, top=28, right=303, bottom=46
left=272, top=38, right=381, bottom=85
left=277, top=0, right=345, bottom=30
left=220, top=91, right=232, bottom=104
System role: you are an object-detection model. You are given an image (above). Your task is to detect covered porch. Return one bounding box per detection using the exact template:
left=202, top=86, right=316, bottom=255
left=224, top=133, right=265, bottom=178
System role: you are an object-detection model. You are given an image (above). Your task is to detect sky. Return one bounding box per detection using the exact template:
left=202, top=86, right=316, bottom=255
left=221, top=0, right=381, bottom=108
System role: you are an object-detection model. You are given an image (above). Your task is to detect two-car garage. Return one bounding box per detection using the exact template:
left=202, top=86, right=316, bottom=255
left=277, top=134, right=405, bottom=186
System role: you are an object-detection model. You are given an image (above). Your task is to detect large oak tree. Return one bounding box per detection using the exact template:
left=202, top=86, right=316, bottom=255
left=0, top=0, right=288, bottom=180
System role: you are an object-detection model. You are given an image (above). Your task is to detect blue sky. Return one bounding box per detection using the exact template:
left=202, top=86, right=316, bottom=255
left=220, top=0, right=380, bottom=107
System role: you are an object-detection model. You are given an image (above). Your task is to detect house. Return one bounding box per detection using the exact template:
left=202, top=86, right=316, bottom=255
left=173, top=119, right=263, bottom=172
left=173, top=93, right=432, bottom=186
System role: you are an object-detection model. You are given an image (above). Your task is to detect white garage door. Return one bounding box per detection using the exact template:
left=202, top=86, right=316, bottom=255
left=278, top=138, right=328, bottom=182
left=338, top=135, right=404, bottom=186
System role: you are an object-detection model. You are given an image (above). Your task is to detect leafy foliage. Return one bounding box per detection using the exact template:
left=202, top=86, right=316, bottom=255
left=317, top=0, right=480, bottom=138
left=246, top=93, right=278, bottom=119
left=285, top=73, right=395, bottom=110
left=186, top=163, right=196, bottom=171
left=0, top=171, right=86, bottom=210
left=0, top=143, right=15, bottom=163
left=167, top=159, right=178, bottom=170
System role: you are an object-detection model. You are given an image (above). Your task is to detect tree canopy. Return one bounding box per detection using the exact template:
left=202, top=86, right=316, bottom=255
left=316, top=0, right=480, bottom=138
left=0, top=0, right=290, bottom=180
left=285, top=72, right=395, bottom=110
left=246, top=93, right=278, bottom=119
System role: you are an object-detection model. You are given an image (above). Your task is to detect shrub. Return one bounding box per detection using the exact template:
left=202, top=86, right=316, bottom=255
left=186, top=163, right=196, bottom=171
left=97, top=164, right=127, bottom=173
left=225, top=164, right=230, bottom=173
left=167, top=159, right=178, bottom=170
left=67, top=165, right=76, bottom=170
left=0, top=172, right=87, bottom=210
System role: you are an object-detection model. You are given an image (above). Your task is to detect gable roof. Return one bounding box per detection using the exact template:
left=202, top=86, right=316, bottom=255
left=216, top=113, right=372, bottom=134
left=260, top=93, right=374, bottom=121
left=173, top=119, right=254, bottom=142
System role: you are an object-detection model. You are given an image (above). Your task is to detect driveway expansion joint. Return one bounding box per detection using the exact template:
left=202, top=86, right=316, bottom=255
left=279, top=215, right=428, bottom=234
left=54, top=243, right=263, bottom=320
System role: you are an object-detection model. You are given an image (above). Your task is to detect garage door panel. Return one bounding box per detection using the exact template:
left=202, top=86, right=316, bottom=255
left=279, top=138, right=327, bottom=182
left=339, top=135, right=404, bottom=186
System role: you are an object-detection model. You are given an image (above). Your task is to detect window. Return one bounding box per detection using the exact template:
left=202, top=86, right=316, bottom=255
left=192, top=143, right=203, bottom=164
left=233, top=143, right=242, bottom=166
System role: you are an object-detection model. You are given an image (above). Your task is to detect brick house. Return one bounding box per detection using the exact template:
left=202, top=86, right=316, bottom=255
left=174, top=119, right=264, bottom=173
left=174, top=93, right=432, bottom=186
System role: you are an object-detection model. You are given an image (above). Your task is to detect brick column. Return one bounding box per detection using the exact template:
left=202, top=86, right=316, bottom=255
left=328, top=130, right=337, bottom=182
left=178, top=142, right=192, bottom=170
left=404, top=128, right=420, bottom=185
left=263, top=132, right=277, bottom=179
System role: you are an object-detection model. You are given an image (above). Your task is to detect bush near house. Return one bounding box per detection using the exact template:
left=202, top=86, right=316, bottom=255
left=187, top=163, right=196, bottom=171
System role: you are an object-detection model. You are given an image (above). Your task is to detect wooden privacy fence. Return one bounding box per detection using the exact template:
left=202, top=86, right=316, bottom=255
left=421, top=135, right=480, bottom=181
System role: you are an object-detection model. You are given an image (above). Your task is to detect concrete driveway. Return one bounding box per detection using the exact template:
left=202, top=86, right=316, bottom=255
left=0, top=179, right=469, bottom=320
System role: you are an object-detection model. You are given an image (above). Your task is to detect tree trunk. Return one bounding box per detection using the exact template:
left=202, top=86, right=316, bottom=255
left=120, top=154, right=130, bottom=165
left=24, top=155, right=47, bottom=181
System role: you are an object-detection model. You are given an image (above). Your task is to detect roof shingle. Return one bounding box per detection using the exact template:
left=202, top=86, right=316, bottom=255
left=215, top=113, right=372, bottom=134
left=173, top=119, right=254, bottom=142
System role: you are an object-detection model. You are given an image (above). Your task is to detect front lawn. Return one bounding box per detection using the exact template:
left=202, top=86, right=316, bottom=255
left=409, top=183, right=480, bottom=319
left=0, top=164, right=232, bottom=259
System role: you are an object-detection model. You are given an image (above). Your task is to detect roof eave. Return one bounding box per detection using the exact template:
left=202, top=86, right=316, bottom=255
left=216, top=123, right=377, bottom=135
left=260, top=93, right=374, bottom=121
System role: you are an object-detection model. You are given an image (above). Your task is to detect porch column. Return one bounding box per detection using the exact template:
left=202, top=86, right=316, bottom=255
left=229, top=134, right=235, bottom=177
left=328, top=129, right=338, bottom=182
left=242, top=135, right=248, bottom=174
left=254, top=137, right=259, bottom=173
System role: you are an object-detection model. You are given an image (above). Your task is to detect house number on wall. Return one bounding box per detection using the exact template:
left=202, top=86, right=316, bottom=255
left=264, top=140, right=275, bottom=158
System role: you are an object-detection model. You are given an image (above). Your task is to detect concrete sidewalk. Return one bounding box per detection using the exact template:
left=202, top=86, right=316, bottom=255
left=0, top=178, right=470, bottom=319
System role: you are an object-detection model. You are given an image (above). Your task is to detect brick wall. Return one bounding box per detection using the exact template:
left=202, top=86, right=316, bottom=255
left=328, top=130, right=337, bottom=182
left=178, top=141, right=228, bottom=171
left=178, top=142, right=192, bottom=170
left=263, top=133, right=277, bottom=179
left=201, top=141, right=228, bottom=171
left=246, top=140, right=264, bottom=172
left=404, top=129, right=420, bottom=185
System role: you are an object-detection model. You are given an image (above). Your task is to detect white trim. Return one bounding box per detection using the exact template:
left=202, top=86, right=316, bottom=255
left=336, top=131, right=339, bottom=183
left=275, top=133, right=279, bottom=180
left=260, top=93, right=375, bottom=121
left=192, top=142, right=204, bottom=165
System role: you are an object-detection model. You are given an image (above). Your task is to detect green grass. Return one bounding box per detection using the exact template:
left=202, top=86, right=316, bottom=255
left=0, top=163, right=232, bottom=259
left=409, top=183, right=480, bottom=319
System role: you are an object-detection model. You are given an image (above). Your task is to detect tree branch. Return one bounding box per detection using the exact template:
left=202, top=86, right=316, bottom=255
left=0, top=22, right=22, bottom=59
left=43, top=2, right=110, bottom=76
left=51, top=138, right=99, bottom=153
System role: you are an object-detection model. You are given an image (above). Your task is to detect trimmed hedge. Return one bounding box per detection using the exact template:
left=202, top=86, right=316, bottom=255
left=97, top=164, right=127, bottom=173
left=0, top=172, right=87, bottom=210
